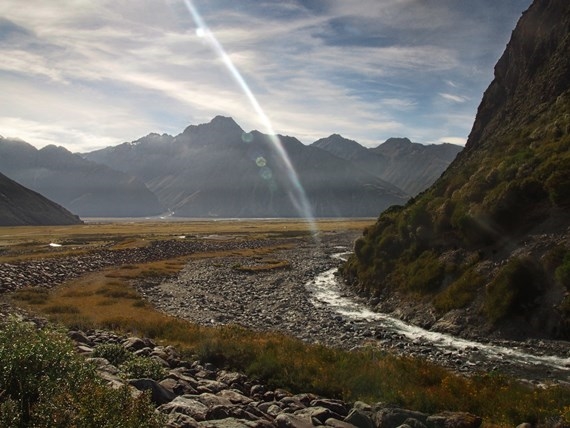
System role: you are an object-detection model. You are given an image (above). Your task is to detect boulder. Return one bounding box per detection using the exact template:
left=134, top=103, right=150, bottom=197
left=275, top=413, right=315, bottom=428
left=129, top=378, right=176, bottom=405
left=426, top=412, right=482, bottom=428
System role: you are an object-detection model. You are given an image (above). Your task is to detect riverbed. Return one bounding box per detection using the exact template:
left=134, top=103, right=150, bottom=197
left=136, top=231, right=570, bottom=385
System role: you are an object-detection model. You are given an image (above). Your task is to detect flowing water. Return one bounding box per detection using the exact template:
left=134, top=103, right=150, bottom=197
left=306, top=251, right=570, bottom=382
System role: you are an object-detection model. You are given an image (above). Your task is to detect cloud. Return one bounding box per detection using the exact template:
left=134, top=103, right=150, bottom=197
left=439, top=93, right=469, bottom=103
left=0, top=0, right=532, bottom=151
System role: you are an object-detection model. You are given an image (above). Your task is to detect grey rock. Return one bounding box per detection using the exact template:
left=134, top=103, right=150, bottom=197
left=129, top=378, right=176, bottom=405
left=275, top=413, right=314, bottom=428
left=165, top=413, right=201, bottom=428
left=344, top=409, right=375, bottom=428
left=374, top=407, right=428, bottom=428
left=426, top=412, right=482, bottom=428
left=325, top=419, right=357, bottom=428
left=218, top=389, right=254, bottom=405
left=159, top=396, right=210, bottom=421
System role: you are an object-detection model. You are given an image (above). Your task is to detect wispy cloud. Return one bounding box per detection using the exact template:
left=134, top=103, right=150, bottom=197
left=0, top=0, right=532, bottom=151
left=439, top=93, right=469, bottom=103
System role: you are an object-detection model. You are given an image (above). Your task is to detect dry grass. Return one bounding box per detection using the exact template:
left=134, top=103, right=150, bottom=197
left=0, top=218, right=372, bottom=263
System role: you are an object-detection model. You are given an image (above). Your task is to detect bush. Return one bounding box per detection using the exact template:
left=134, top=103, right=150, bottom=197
left=555, top=251, right=570, bottom=290
left=0, top=319, right=162, bottom=427
left=484, top=257, right=544, bottom=324
left=434, top=268, right=485, bottom=312
left=120, top=356, right=166, bottom=380
left=92, top=343, right=133, bottom=366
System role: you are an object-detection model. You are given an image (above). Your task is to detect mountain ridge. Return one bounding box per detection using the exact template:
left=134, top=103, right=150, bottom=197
left=341, top=0, right=570, bottom=340
left=312, top=134, right=462, bottom=196
left=85, top=117, right=411, bottom=218
left=0, top=137, right=163, bottom=218
left=0, top=171, right=82, bottom=226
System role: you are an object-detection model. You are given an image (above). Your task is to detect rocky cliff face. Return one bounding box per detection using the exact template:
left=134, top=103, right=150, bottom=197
left=86, top=117, right=409, bottom=218
left=342, top=0, right=570, bottom=340
left=0, top=137, right=163, bottom=217
left=0, top=171, right=82, bottom=226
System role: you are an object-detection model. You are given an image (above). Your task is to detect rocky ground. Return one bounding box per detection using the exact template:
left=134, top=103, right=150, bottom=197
left=133, top=232, right=570, bottom=385
left=1, top=231, right=570, bottom=385
left=74, top=329, right=484, bottom=428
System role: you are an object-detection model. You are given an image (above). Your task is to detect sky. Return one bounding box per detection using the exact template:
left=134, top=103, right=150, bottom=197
left=0, top=0, right=533, bottom=152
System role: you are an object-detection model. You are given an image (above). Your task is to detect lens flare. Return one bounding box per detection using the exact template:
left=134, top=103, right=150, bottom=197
left=182, top=0, right=318, bottom=237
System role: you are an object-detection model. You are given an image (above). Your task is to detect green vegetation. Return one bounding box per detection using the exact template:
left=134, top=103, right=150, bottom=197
left=92, top=343, right=166, bottom=380
left=342, top=90, right=570, bottom=329
left=0, top=320, right=163, bottom=427
left=484, top=257, right=544, bottom=323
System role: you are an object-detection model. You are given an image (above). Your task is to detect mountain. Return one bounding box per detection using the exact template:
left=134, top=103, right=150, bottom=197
left=0, top=137, right=163, bottom=217
left=85, top=116, right=409, bottom=218
left=342, top=0, right=570, bottom=340
left=0, top=171, right=82, bottom=226
left=312, top=135, right=462, bottom=196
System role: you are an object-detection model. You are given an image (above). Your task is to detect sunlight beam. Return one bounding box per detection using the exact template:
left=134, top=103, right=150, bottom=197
left=182, top=0, right=318, bottom=236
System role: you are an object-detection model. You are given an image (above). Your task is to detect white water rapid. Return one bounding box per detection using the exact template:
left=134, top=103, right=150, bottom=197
left=306, top=251, right=570, bottom=380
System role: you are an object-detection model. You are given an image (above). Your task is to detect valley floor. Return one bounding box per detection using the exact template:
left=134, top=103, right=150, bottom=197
left=134, top=231, right=570, bottom=385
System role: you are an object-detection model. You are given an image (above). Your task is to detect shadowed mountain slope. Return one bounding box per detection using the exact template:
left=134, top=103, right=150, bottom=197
left=0, top=137, right=163, bottom=217
left=86, top=116, right=409, bottom=218
left=342, top=0, right=570, bottom=340
left=312, top=135, right=462, bottom=196
left=0, top=171, right=82, bottom=226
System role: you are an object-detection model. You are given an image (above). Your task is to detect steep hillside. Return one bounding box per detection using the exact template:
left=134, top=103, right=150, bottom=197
left=0, top=138, right=163, bottom=217
left=342, top=0, right=570, bottom=340
left=86, top=116, right=409, bottom=218
left=312, top=135, right=462, bottom=196
left=0, top=172, right=82, bottom=226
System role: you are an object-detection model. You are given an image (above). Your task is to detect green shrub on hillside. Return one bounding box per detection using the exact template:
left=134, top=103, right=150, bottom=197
left=555, top=251, right=570, bottom=290
left=484, top=257, right=544, bottom=324
left=434, top=268, right=485, bottom=312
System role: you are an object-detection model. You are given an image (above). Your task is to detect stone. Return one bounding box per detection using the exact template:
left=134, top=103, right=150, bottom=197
left=158, top=396, right=210, bottom=422
left=294, top=406, right=337, bottom=425
left=275, top=413, right=315, bottom=428
left=344, top=409, right=375, bottom=428
left=129, top=378, right=176, bottom=405
left=218, top=389, right=254, bottom=405
left=165, top=413, right=201, bottom=428
left=426, top=412, right=482, bottom=428
left=311, top=399, right=349, bottom=417
left=325, top=418, right=357, bottom=428
left=374, top=407, right=428, bottom=428
left=68, top=330, right=92, bottom=345
left=123, top=337, right=148, bottom=352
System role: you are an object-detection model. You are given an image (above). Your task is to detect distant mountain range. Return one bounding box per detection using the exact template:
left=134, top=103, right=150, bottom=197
left=0, top=171, right=82, bottom=226
left=85, top=117, right=413, bottom=218
left=312, top=135, right=462, bottom=196
left=0, top=137, right=162, bottom=217
left=0, top=120, right=462, bottom=219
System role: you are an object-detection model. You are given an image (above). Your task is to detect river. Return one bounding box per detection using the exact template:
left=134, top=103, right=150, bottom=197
left=305, top=250, right=570, bottom=384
